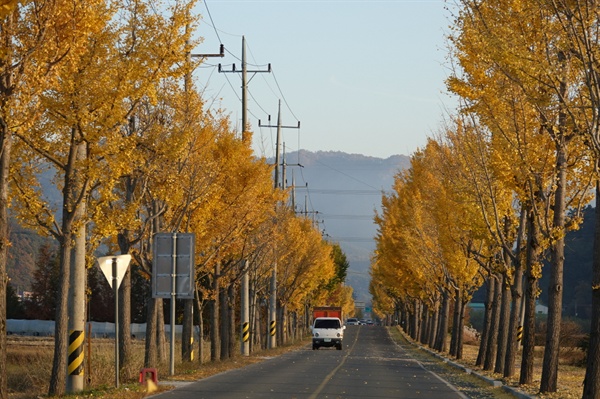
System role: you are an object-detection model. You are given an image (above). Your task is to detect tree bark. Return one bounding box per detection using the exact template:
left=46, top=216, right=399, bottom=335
left=228, top=284, right=236, bottom=357
left=450, top=287, right=461, bottom=357
left=157, top=298, right=166, bottom=362
left=505, top=204, right=526, bottom=378
left=520, top=207, right=540, bottom=385
left=456, top=299, right=466, bottom=360
left=495, top=273, right=511, bottom=374
left=428, top=300, right=439, bottom=348
left=219, top=286, right=229, bottom=360
left=182, top=299, right=193, bottom=362
left=477, top=276, right=494, bottom=367
left=484, top=274, right=501, bottom=371
left=410, top=299, right=419, bottom=341
left=116, top=174, right=135, bottom=378
left=435, top=291, right=450, bottom=352
left=144, top=296, right=158, bottom=367
left=421, top=304, right=430, bottom=345
left=210, top=263, right=220, bottom=361
left=0, top=107, right=12, bottom=399
left=540, top=145, right=567, bottom=393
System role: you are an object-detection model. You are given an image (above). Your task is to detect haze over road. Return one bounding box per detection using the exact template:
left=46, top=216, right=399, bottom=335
left=149, top=326, right=466, bottom=399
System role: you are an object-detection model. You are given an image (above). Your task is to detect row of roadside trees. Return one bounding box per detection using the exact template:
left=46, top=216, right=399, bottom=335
left=0, top=0, right=353, bottom=397
left=370, top=1, right=600, bottom=398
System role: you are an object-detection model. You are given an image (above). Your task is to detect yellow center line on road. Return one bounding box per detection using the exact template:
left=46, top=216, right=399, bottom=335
left=308, top=327, right=361, bottom=399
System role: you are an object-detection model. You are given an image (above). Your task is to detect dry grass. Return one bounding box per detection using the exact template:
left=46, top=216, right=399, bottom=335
left=430, top=335, right=586, bottom=399
left=6, top=335, right=310, bottom=399
left=9, top=330, right=587, bottom=399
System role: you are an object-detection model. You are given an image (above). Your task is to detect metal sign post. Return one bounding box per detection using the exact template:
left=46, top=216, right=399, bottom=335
left=153, top=233, right=195, bottom=376
left=97, top=254, right=131, bottom=388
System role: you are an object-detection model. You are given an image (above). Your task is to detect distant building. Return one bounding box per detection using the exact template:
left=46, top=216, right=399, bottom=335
left=536, top=303, right=548, bottom=315
left=468, top=301, right=549, bottom=315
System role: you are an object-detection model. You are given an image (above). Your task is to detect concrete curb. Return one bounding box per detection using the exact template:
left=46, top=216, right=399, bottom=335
left=409, top=340, right=538, bottom=399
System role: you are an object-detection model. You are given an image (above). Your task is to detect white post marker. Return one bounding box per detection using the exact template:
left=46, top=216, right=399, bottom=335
left=97, top=254, right=132, bottom=388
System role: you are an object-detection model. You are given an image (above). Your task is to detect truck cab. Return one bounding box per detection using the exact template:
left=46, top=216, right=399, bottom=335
left=312, top=317, right=345, bottom=350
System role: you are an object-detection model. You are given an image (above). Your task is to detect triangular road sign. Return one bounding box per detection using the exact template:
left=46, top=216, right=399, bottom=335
left=97, top=254, right=132, bottom=290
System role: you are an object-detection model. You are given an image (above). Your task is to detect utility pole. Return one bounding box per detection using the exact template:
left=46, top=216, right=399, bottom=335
left=259, top=101, right=300, bottom=189
left=66, top=141, right=86, bottom=394
left=219, top=36, right=271, bottom=142
left=259, top=100, right=300, bottom=349
left=180, top=26, right=225, bottom=364
left=219, top=36, right=270, bottom=354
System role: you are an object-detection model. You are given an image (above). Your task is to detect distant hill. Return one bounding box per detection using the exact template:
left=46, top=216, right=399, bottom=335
left=8, top=222, right=54, bottom=293
left=7, top=150, right=411, bottom=303
left=7, top=150, right=597, bottom=316
left=282, top=150, right=411, bottom=302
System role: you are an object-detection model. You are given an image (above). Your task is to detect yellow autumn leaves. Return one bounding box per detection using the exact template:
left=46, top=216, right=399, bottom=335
left=2, top=0, right=345, bottom=324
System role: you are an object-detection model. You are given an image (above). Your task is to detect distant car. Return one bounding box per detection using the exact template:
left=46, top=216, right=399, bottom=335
left=346, top=318, right=359, bottom=325
left=366, top=320, right=374, bottom=326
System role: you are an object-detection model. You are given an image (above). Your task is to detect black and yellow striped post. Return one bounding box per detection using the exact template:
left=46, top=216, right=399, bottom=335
left=68, top=330, right=85, bottom=379
left=242, top=322, right=250, bottom=343
left=190, top=336, right=194, bottom=361
left=269, top=320, right=276, bottom=338
left=241, top=263, right=250, bottom=356
left=516, top=325, right=523, bottom=344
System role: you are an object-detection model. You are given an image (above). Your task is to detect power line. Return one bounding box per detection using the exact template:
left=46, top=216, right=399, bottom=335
left=202, top=0, right=223, bottom=44
left=271, top=67, right=300, bottom=122
left=320, top=214, right=374, bottom=220
left=295, top=188, right=384, bottom=195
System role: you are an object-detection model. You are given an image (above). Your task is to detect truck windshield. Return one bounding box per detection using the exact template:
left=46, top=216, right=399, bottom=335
left=314, top=319, right=340, bottom=329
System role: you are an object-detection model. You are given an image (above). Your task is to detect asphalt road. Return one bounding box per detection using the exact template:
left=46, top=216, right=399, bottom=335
left=149, top=325, right=467, bottom=399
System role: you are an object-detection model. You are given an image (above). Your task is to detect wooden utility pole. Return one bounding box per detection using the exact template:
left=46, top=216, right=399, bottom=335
left=182, top=31, right=225, bottom=362
left=219, top=36, right=270, bottom=353
left=219, top=36, right=270, bottom=142
left=259, top=100, right=300, bottom=349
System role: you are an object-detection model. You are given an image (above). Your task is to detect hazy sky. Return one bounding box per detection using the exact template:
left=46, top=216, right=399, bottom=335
left=190, top=0, right=455, bottom=159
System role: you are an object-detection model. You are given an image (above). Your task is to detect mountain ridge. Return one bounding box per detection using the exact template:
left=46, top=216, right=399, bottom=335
left=8, top=150, right=411, bottom=303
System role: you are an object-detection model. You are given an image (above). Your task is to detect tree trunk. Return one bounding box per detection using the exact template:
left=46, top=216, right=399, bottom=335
left=520, top=207, right=540, bottom=385
left=495, top=273, right=511, bottom=374
left=410, top=299, right=419, bottom=340
left=219, top=285, right=229, bottom=360
left=211, top=263, right=220, bottom=361
left=228, top=284, right=236, bottom=357
left=505, top=204, right=527, bottom=378
left=421, top=304, right=430, bottom=345
left=484, top=274, right=501, bottom=371
left=450, top=287, right=461, bottom=357
left=583, top=181, right=600, bottom=398
left=182, top=299, right=193, bottom=362
left=196, top=297, right=205, bottom=365
left=116, top=174, right=136, bottom=378
left=477, top=276, right=494, bottom=367
left=144, top=296, right=158, bottom=367
left=117, top=231, right=132, bottom=379
left=428, top=301, right=439, bottom=348
left=156, top=298, right=166, bottom=362
left=540, top=146, right=567, bottom=393
left=0, top=115, right=12, bottom=399
left=456, top=299, right=466, bottom=360
left=435, top=291, right=450, bottom=352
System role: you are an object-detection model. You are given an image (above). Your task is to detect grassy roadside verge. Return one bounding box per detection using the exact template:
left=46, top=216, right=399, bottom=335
left=388, top=326, right=585, bottom=399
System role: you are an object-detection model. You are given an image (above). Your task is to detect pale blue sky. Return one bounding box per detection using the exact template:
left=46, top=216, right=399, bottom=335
left=191, top=0, right=455, bottom=159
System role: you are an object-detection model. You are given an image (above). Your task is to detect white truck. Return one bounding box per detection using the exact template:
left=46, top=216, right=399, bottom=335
left=311, top=316, right=345, bottom=350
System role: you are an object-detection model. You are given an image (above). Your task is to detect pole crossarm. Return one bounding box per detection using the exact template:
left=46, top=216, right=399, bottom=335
left=218, top=63, right=272, bottom=74
left=258, top=119, right=301, bottom=130
left=191, top=44, right=225, bottom=58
